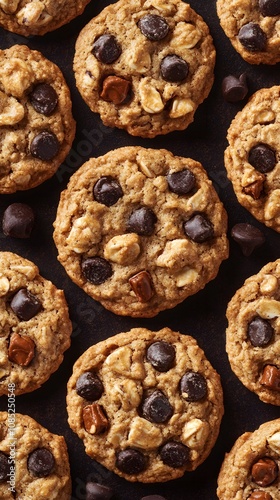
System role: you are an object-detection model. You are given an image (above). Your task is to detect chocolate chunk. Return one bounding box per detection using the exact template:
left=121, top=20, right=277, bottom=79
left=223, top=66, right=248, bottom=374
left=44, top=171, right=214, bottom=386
left=248, top=143, right=276, bottom=173
left=129, top=270, right=154, bottom=302
left=248, top=316, right=274, bottom=347
left=146, top=341, right=176, bottom=372
left=8, top=332, right=35, bottom=366
left=141, top=497, right=167, bottom=500
left=86, top=482, right=114, bottom=500
left=92, top=34, right=121, bottom=64
left=231, top=223, right=265, bottom=256
left=167, top=169, right=196, bottom=195
left=116, top=448, right=146, bottom=474
left=142, top=390, right=173, bottom=423
left=76, top=372, right=104, bottom=401
left=248, top=491, right=272, bottom=500
left=83, top=403, right=109, bottom=434
left=222, top=74, right=248, bottom=102
left=93, top=176, right=123, bottom=206
left=260, top=365, right=280, bottom=391
left=2, top=203, right=35, bottom=239
left=82, top=257, right=113, bottom=285
left=180, top=371, right=207, bottom=401
left=183, top=214, right=214, bottom=243
left=138, top=14, right=169, bottom=41
left=100, top=76, right=131, bottom=104
left=238, top=23, right=267, bottom=51
left=10, top=288, right=42, bottom=321
left=30, top=130, right=60, bottom=161
left=160, top=55, right=189, bottom=82
left=251, top=457, right=278, bottom=486
left=243, top=176, right=265, bottom=200
left=259, top=0, right=280, bottom=16
left=28, top=448, right=55, bottom=477
left=29, top=83, right=58, bottom=116
left=160, top=441, right=190, bottom=468
left=126, top=207, right=157, bottom=236
left=0, top=452, right=9, bottom=482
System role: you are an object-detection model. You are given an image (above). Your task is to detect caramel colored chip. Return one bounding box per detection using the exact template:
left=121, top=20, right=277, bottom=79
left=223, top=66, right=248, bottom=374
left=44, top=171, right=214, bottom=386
left=251, top=457, right=278, bottom=487
left=100, top=76, right=131, bottom=104
left=243, top=177, right=265, bottom=200
left=260, top=365, right=280, bottom=392
left=129, top=270, right=154, bottom=302
left=8, top=332, right=35, bottom=366
left=83, top=403, right=109, bottom=434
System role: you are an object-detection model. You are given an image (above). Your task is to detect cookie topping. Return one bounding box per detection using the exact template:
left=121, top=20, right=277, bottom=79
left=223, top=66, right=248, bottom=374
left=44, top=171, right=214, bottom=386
left=231, top=223, right=265, bottom=256
left=0, top=452, right=9, bottom=482
left=251, top=457, right=278, bottom=486
left=243, top=176, right=265, bottom=200
left=30, top=130, right=60, bottom=161
left=142, top=390, right=173, bottom=423
left=2, top=202, right=35, bottom=239
left=160, top=55, right=189, bottom=82
left=29, top=83, right=58, bottom=116
left=100, top=76, right=131, bottom=104
left=180, top=371, right=207, bottom=401
left=116, top=448, right=147, bottom=474
left=138, top=14, right=170, bottom=41
left=167, top=169, right=196, bottom=195
left=160, top=441, right=190, bottom=468
left=83, top=403, right=109, bottom=434
left=76, top=371, right=104, bottom=400
left=129, top=270, right=154, bottom=302
left=93, top=176, right=123, bottom=206
left=126, top=207, right=157, bottom=236
left=92, top=34, right=122, bottom=64
left=260, top=365, right=280, bottom=391
left=259, top=0, right=280, bottom=16
left=222, top=74, right=248, bottom=102
left=81, top=257, right=113, bottom=285
left=86, top=482, right=114, bottom=500
left=8, top=332, right=35, bottom=366
left=10, top=288, right=42, bottom=321
left=247, top=316, right=274, bottom=347
left=141, top=497, right=167, bottom=500
left=28, top=448, right=55, bottom=477
left=238, top=23, right=267, bottom=52
left=146, top=341, right=176, bottom=372
left=183, top=214, right=214, bottom=243
left=248, top=492, right=272, bottom=500
left=248, top=143, right=276, bottom=173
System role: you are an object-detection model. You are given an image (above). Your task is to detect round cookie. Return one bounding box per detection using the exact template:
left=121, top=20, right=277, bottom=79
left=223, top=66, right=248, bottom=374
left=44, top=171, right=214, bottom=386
left=226, top=259, right=280, bottom=405
left=53, top=146, right=229, bottom=318
left=0, top=0, right=91, bottom=36
left=67, top=327, right=224, bottom=483
left=217, top=418, right=280, bottom=499
left=0, top=251, right=72, bottom=395
left=217, top=0, right=280, bottom=65
left=0, top=44, right=76, bottom=193
left=224, top=85, right=280, bottom=233
left=0, top=412, right=71, bottom=498
left=73, top=0, right=216, bottom=138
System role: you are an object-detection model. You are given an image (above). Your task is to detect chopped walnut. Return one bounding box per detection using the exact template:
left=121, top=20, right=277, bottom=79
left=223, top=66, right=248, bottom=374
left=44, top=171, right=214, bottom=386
left=181, top=419, right=209, bottom=449
left=127, top=43, right=151, bottom=73
left=156, top=239, right=191, bottom=270
left=0, top=91, right=25, bottom=126
left=260, top=275, right=279, bottom=295
left=0, top=277, right=9, bottom=296
left=175, top=266, right=199, bottom=287
left=16, top=1, right=52, bottom=27
left=264, top=190, right=280, bottom=220
left=256, top=298, right=280, bottom=319
left=144, top=0, right=176, bottom=15
left=267, top=431, right=280, bottom=453
left=104, top=234, right=141, bottom=265
left=170, top=98, right=194, bottom=118
left=255, top=109, right=276, bottom=124
left=139, top=79, right=164, bottom=114
left=66, top=215, right=101, bottom=253
left=127, top=417, right=162, bottom=449
left=0, top=0, right=20, bottom=14
left=0, top=59, right=34, bottom=98
left=104, top=346, right=145, bottom=379
left=171, top=22, right=202, bottom=49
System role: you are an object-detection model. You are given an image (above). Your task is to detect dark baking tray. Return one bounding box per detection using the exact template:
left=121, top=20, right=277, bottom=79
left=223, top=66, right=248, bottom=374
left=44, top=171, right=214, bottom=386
left=0, top=1, right=279, bottom=499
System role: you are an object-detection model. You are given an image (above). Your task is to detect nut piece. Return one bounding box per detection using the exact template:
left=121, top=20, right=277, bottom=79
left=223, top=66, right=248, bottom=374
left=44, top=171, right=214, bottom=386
left=16, top=1, right=52, bottom=27
left=139, top=79, right=164, bottom=114
left=175, top=266, right=199, bottom=287
left=82, top=403, right=109, bottom=434
left=260, top=365, right=280, bottom=391
left=156, top=239, right=191, bottom=269
left=0, top=277, right=9, bottom=296
left=137, top=151, right=164, bottom=177
left=181, top=418, right=209, bottom=449
left=100, top=76, right=130, bottom=104
left=260, top=275, right=278, bottom=295
left=144, top=0, right=176, bottom=15
left=187, top=189, right=207, bottom=212
left=169, top=98, right=194, bottom=118
left=104, top=346, right=145, bottom=379
left=10, top=264, right=37, bottom=280
left=127, top=43, right=151, bottom=73
left=8, top=332, right=35, bottom=366
left=66, top=215, right=101, bottom=253
left=0, top=59, right=34, bottom=98
left=0, top=0, right=20, bottom=13
left=256, top=298, right=280, bottom=319
left=127, top=417, right=162, bottom=449
left=171, top=22, right=202, bottom=49
left=110, top=380, right=142, bottom=410
left=267, top=431, right=280, bottom=453
left=129, top=270, right=154, bottom=302
left=255, top=109, right=275, bottom=124
left=264, top=190, right=280, bottom=220
left=104, top=234, right=141, bottom=265
left=0, top=91, right=25, bottom=126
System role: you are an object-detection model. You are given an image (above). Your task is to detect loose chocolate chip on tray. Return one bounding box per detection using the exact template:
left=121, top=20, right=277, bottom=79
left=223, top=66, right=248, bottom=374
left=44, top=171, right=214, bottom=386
left=127, top=207, right=157, bottom=236
left=82, top=257, right=113, bottom=285
left=28, top=448, right=55, bottom=477
left=180, top=371, right=207, bottom=401
left=0, top=452, right=9, bottom=482
left=160, top=441, right=190, bottom=468
left=10, top=288, right=42, bottom=321
left=116, top=448, right=147, bottom=474
left=231, top=223, right=265, bottom=256
left=167, top=169, right=196, bottom=195
left=76, top=372, right=104, bottom=400
left=86, top=482, right=114, bottom=500
left=146, top=341, right=176, bottom=372
left=248, top=143, right=276, bottom=173
left=93, top=176, right=123, bottom=206
left=30, top=130, right=60, bottom=161
left=247, top=316, right=274, bottom=347
left=251, top=457, right=278, bottom=486
left=92, top=34, right=122, bottom=64
left=238, top=23, right=267, bottom=51
left=2, top=203, right=35, bottom=238
left=222, top=74, right=248, bottom=102
left=138, top=14, right=170, bottom=41
left=259, top=0, right=280, bottom=16
left=8, top=332, right=35, bottom=366
left=183, top=214, right=214, bottom=243
left=29, top=83, right=58, bottom=116
left=160, top=55, right=189, bottom=82
left=142, top=390, right=173, bottom=423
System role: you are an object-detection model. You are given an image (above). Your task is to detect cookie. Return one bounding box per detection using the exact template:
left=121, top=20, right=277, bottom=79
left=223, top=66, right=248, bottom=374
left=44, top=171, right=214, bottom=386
left=73, top=0, right=216, bottom=138
left=224, top=85, right=280, bottom=233
left=0, top=251, right=72, bottom=395
left=0, top=412, right=71, bottom=498
left=67, top=327, right=224, bottom=483
left=217, top=418, right=280, bottom=499
left=53, top=146, right=229, bottom=318
left=0, top=44, right=76, bottom=193
left=0, top=0, right=91, bottom=36
left=226, top=259, right=280, bottom=405
left=217, top=0, right=280, bottom=65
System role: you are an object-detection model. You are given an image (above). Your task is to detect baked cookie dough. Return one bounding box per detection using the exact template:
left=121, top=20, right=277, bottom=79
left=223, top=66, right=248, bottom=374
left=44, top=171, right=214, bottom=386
left=67, top=327, right=224, bottom=483
left=217, top=418, right=280, bottom=499
left=0, top=0, right=91, bottom=36
left=224, top=85, right=280, bottom=233
left=73, top=0, right=216, bottom=138
left=0, top=44, right=76, bottom=193
left=226, top=259, right=280, bottom=405
left=0, top=412, right=71, bottom=499
left=217, top=0, right=280, bottom=65
left=0, top=251, right=72, bottom=395
left=53, top=146, right=229, bottom=318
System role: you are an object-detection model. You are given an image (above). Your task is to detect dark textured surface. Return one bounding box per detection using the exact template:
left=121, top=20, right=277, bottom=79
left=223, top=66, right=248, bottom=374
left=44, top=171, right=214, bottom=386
left=0, top=1, right=279, bottom=499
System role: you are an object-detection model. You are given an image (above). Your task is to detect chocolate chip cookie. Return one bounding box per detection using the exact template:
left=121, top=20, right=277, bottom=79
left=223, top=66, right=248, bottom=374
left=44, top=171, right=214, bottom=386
left=0, top=251, right=72, bottom=395
left=67, top=327, right=224, bottom=483
left=53, top=146, right=229, bottom=318
left=224, top=85, right=280, bottom=233
left=226, top=259, right=280, bottom=405
left=0, top=412, right=71, bottom=498
left=73, top=0, right=216, bottom=138
left=217, top=0, right=280, bottom=64
left=0, top=44, right=76, bottom=193
left=217, top=418, right=280, bottom=499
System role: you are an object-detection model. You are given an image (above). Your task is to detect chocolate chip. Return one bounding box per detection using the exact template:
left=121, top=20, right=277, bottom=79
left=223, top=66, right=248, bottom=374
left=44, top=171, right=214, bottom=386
left=138, top=14, right=169, bottom=41
left=30, top=130, right=60, bottom=161
left=160, top=441, right=190, bottom=468
left=167, top=169, right=196, bottom=195
left=260, top=365, right=280, bottom=391
left=248, top=491, right=272, bottom=500
left=92, top=34, right=121, bottom=64
left=115, top=448, right=146, bottom=474
left=243, top=176, right=265, bottom=200
left=0, top=452, right=9, bottom=482
left=86, top=482, right=114, bottom=500
left=83, top=403, right=109, bottom=434
left=248, top=317, right=274, bottom=347
left=129, top=270, right=154, bottom=302
left=10, top=288, right=42, bottom=321
left=222, top=74, right=248, bottom=102
left=183, top=214, right=214, bottom=243
left=160, top=55, right=189, bottom=82
left=8, top=332, right=35, bottom=366
left=93, top=176, right=123, bottom=206
left=2, top=203, right=35, bottom=238
left=28, top=448, right=55, bottom=477
left=126, top=207, right=157, bottom=236
left=141, top=497, right=167, bottom=500
left=100, top=76, right=131, bottom=105
left=81, top=257, right=113, bottom=285
left=251, top=457, right=278, bottom=486
left=180, top=371, right=207, bottom=401
left=248, top=143, right=276, bottom=173
left=142, top=390, right=173, bottom=423
left=259, top=0, right=280, bottom=16
left=76, top=372, right=104, bottom=400
left=29, top=83, right=58, bottom=115
left=231, top=223, right=265, bottom=256
left=146, top=341, right=176, bottom=372
left=238, top=23, right=267, bottom=51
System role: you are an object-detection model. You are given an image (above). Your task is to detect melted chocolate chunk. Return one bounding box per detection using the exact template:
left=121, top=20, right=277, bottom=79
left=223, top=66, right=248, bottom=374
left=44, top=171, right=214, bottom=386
left=10, top=288, right=42, bottom=321
left=2, top=203, right=35, bottom=239
left=160, top=441, right=190, bottom=468
left=126, top=207, right=157, bottom=236
left=28, top=448, right=55, bottom=477
left=146, top=341, right=176, bottom=372
left=238, top=23, right=267, bottom=51
left=82, top=257, right=113, bottom=285
left=76, top=372, right=104, bottom=401
left=138, top=14, right=169, bottom=41
left=167, top=169, right=196, bottom=195
left=180, top=371, right=207, bottom=401
left=142, top=390, right=173, bottom=423
left=116, top=448, right=146, bottom=474
left=160, top=55, right=189, bottom=82
left=29, top=83, right=58, bottom=115
left=92, top=34, right=121, bottom=64
left=93, top=176, right=123, bottom=206
left=248, top=143, right=276, bottom=173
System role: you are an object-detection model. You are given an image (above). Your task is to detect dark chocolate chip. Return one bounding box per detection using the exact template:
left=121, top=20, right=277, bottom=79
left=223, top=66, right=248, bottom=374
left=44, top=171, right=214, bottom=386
left=160, top=441, right=190, bottom=468
left=180, top=371, right=207, bottom=401
left=116, top=448, right=146, bottom=474
left=81, top=257, right=113, bottom=285
left=248, top=143, right=276, bottom=173
left=93, top=176, right=123, bottom=206
left=141, top=497, right=167, bottom=500
left=167, top=169, right=196, bottom=195
left=146, top=341, right=176, bottom=372
left=183, top=214, right=214, bottom=243
left=129, top=270, right=154, bottom=302
left=92, top=34, right=121, bottom=64
left=238, top=23, right=267, bottom=52
left=29, top=83, right=58, bottom=116
left=2, top=203, right=35, bottom=239
left=10, top=288, right=42, bottom=321
left=222, top=74, right=248, bottom=102
left=259, top=0, right=280, bottom=16
left=160, top=55, right=189, bottom=82
left=247, top=316, right=274, bottom=347
left=27, top=448, right=55, bottom=477
left=142, top=390, right=173, bottom=423
left=30, top=130, right=60, bottom=161
left=76, top=372, right=104, bottom=401
left=126, top=207, right=157, bottom=236
left=231, top=223, right=265, bottom=256
left=138, top=14, right=169, bottom=41
left=0, top=452, right=9, bottom=482
left=251, top=457, right=278, bottom=486
left=86, top=482, right=114, bottom=500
